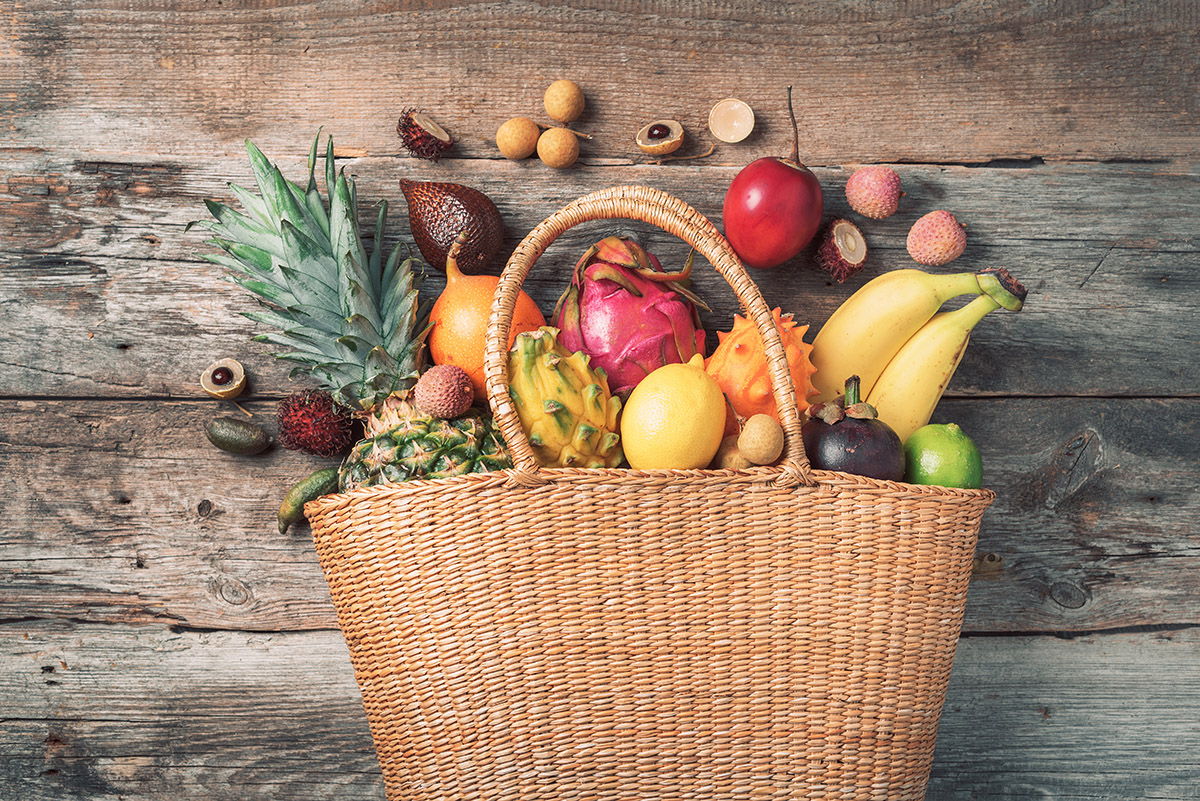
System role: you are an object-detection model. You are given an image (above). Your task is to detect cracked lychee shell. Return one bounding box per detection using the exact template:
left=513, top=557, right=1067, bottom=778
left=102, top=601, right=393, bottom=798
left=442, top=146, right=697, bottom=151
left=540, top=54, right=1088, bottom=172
left=815, top=218, right=868, bottom=283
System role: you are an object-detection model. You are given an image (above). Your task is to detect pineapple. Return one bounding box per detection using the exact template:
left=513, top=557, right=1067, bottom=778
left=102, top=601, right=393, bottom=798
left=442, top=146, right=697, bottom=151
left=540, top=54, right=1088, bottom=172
left=339, top=395, right=511, bottom=490
left=194, top=134, right=511, bottom=487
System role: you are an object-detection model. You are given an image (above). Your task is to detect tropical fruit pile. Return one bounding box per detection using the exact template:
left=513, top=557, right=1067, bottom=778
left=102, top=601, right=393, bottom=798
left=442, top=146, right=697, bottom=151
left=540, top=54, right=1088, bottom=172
left=194, top=129, right=1026, bottom=529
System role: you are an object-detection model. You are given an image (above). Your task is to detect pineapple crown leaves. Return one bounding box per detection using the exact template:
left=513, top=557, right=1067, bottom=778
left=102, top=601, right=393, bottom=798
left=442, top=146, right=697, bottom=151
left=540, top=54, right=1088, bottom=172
left=189, top=134, right=431, bottom=410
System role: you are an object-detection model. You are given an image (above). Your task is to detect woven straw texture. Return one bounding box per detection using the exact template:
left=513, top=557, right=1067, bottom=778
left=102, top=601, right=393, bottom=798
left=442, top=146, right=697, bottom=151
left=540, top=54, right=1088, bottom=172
left=307, top=186, right=995, bottom=800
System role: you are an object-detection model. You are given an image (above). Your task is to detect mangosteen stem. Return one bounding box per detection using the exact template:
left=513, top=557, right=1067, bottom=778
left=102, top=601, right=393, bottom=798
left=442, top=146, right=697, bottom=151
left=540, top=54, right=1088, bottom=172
left=786, top=86, right=802, bottom=167
left=844, top=374, right=861, bottom=406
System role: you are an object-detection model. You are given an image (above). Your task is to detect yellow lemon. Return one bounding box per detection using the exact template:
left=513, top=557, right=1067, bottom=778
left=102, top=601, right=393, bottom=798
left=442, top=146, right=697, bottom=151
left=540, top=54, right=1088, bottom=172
left=621, top=354, right=727, bottom=469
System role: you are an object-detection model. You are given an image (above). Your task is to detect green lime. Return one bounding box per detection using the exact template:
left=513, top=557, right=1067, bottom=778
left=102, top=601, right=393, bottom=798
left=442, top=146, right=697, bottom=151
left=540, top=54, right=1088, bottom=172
left=903, top=423, right=983, bottom=489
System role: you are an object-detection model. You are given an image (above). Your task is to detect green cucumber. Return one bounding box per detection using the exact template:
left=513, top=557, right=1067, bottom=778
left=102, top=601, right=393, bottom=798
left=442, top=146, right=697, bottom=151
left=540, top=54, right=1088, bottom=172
left=277, top=467, right=339, bottom=535
left=205, top=417, right=272, bottom=455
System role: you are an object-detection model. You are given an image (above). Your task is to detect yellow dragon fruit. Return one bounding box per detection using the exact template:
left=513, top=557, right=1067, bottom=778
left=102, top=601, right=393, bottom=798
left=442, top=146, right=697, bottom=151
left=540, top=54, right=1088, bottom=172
left=507, top=327, right=623, bottom=468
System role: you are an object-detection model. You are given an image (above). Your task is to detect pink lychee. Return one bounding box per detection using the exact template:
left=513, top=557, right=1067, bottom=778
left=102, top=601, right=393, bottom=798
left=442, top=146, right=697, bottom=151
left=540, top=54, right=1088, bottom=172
left=413, top=364, right=475, bottom=419
left=906, top=210, right=967, bottom=266
left=845, top=166, right=903, bottom=219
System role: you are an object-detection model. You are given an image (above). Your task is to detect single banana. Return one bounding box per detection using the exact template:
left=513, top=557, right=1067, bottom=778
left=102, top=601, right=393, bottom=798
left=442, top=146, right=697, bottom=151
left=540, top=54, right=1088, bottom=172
left=810, top=269, right=984, bottom=404
left=867, top=269, right=1027, bottom=443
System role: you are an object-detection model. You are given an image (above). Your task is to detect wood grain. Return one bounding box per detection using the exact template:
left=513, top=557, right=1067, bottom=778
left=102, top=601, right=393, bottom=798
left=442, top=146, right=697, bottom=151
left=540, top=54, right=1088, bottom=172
left=2, top=1, right=1198, bottom=163
left=0, top=622, right=384, bottom=801
left=959, top=397, right=1200, bottom=633
left=2, top=398, right=1196, bottom=636
left=3, top=2, right=1198, bottom=798
left=2, top=154, right=1197, bottom=398
left=4, top=621, right=1197, bottom=800
left=927, top=628, right=1200, bottom=800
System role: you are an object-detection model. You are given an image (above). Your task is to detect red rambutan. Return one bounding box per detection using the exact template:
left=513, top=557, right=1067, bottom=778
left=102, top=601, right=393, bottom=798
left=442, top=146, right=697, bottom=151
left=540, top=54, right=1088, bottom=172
left=397, top=108, right=454, bottom=161
left=815, top=218, right=868, bottom=283
left=276, top=390, right=358, bottom=458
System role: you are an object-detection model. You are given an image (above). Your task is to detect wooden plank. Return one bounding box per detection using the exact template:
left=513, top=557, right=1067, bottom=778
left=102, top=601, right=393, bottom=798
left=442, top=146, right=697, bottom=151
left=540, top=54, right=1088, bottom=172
left=2, top=155, right=1197, bottom=398
left=0, top=399, right=337, bottom=632
left=3, top=621, right=1198, bottom=800
left=6, top=152, right=1198, bottom=264
left=2, top=397, right=1196, bottom=635
left=0, top=622, right=384, bottom=801
left=954, top=397, right=1200, bottom=633
left=929, top=629, right=1200, bottom=800
left=2, top=2, right=1198, bottom=163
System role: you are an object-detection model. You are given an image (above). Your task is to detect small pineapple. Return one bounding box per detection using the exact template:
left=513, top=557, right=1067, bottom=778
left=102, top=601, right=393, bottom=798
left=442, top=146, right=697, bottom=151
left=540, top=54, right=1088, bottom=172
left=508, top=327, right=623, bottom=468
left=339, top=394, right=511, bottom=490
left=193, top=134, right=511, bottom=487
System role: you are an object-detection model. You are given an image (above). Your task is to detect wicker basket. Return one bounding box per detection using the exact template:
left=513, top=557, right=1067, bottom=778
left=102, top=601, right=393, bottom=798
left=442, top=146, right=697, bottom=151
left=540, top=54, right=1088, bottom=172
left=306, top=186, right=994, bottom=801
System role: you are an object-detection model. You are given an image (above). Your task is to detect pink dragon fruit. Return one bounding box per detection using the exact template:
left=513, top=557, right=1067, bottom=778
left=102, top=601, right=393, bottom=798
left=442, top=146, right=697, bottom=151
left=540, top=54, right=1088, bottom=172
left=552, top=235, right=708, bottom=395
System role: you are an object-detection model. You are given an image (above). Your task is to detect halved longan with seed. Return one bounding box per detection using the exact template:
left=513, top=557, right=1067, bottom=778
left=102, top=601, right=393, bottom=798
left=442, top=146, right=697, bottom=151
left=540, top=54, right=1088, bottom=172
left=200, top=358, right=246, bottom=400
left=635, top=119, right=684, bottom=156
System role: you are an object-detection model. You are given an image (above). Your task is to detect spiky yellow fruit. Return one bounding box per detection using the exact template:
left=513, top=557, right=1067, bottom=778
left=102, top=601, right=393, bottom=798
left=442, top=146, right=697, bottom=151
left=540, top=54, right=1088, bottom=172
left=507, top=327, right=623, bottom=468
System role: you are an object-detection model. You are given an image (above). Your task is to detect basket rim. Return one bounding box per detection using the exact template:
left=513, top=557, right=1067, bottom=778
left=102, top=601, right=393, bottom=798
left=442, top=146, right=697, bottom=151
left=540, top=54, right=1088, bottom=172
left=481, top=185, right=814, bottom=485
left=305, top=467, right=995, bottom=517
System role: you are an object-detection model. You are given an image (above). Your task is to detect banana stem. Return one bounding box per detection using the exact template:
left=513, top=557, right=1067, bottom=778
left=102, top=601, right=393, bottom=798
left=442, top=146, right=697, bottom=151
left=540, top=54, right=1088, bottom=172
left=977, top=268, right=1028, bottom=311
left=946, top=293, right=1003, bottom=328
left=932, top=270, right=988, bottom=301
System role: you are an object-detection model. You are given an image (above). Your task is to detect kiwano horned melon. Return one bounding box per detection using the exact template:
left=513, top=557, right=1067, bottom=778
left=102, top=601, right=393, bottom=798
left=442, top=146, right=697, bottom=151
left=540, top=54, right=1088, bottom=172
left=705, top=308, right=817, bottom=424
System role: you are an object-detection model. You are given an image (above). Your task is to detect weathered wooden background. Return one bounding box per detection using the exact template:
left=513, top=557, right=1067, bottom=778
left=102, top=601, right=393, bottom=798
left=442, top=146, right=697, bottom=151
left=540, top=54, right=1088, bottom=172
left=2, top=1, right=1198, bottom=799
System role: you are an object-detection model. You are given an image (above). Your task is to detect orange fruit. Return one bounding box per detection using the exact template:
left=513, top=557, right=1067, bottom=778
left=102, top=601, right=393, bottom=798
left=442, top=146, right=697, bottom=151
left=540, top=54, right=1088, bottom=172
left=429, top=260, right=545, bottom=401
left=903, top=423, right=983, bottom=488
left=705, top=308, right=816, bottom=423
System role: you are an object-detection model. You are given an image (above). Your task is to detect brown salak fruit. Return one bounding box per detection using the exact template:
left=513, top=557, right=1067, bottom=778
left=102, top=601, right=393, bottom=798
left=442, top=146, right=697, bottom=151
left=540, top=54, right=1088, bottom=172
left=399, top=179, right=505, bottom=275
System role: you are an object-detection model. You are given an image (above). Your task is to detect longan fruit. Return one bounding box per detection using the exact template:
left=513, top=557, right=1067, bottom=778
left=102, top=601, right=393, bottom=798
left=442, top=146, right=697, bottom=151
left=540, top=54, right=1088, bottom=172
left=536, top=127, right=579, bottom=169
left=496, top=117, right=540, bottom=160
left=544, top=79, right=585, bottom=124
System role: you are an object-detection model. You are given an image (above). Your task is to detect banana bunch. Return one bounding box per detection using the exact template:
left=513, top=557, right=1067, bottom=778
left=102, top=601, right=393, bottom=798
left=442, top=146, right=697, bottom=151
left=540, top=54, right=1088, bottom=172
left=811, top=268, right=1026, bottom=443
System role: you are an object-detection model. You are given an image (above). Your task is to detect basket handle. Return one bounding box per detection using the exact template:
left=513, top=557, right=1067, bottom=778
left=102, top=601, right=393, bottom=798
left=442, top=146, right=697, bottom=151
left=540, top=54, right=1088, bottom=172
left=483, top=185, right=814, bottom=487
